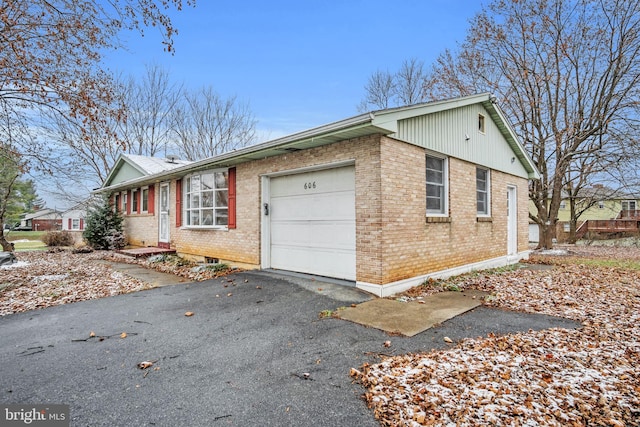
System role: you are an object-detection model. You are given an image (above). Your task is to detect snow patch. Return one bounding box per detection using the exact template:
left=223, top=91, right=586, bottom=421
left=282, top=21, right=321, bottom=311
left=0, top=261, right=29, bottom=269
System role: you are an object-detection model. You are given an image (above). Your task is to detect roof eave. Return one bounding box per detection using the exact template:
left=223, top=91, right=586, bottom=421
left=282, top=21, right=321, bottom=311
left=97, top=113, right=390, bottom=194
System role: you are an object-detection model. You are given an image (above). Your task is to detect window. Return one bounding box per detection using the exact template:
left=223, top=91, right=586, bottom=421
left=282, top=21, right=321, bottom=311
left=476, top=167, right=490, bottom=216
left=72, top=219, right=80, bottom=230
left=142, top=187, right=149, bottom=212
left=185, top=170, right=229, bottom=227
left=121, top=192, right=128, bottom=213
left=598, top=201, right=605, bottom=209
left=478, top=114, right=486, bottom=133
left=563, top=223, right=570, bottom=232
left=560, top=201, right=566, bottom=210
left=426, top=155, right=447, bottom=215
left=132, top=189, right=138, bottom=213
left=622, top=200, right=636, bottom=211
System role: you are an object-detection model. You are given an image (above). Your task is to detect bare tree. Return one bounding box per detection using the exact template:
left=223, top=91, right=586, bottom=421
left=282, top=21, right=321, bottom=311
left=0, top=0, right=194, bottom=229
left=172, top=86, right=257, bottom=161
left=358, top=58, right=428, bottom=112
left=119, top=64, right=183, bottom=156
left=395, top=58, right=426, bottom=106
left=357, top=69, right=396, bottom=112
left=422, top=0, right=640, bottom=248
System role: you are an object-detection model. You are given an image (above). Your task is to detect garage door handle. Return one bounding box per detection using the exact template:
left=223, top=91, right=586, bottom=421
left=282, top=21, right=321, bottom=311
left=263, top=203, right=269, bottom=216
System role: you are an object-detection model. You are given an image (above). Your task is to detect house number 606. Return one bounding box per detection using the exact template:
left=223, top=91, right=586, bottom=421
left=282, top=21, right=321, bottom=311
left=304, top=181, right=316, bottom=189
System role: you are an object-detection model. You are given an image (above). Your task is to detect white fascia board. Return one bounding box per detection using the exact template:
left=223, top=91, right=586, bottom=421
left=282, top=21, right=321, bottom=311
left=371, top=93, right=492, bottom=125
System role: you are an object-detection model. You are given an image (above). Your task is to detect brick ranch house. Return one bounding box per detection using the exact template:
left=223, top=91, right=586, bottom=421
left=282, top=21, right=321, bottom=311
left=99, top=93, right=539, bottom=297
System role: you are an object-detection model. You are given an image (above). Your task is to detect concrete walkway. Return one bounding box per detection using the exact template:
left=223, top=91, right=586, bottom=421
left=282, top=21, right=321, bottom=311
left=98, top=260, right=189, bottom=287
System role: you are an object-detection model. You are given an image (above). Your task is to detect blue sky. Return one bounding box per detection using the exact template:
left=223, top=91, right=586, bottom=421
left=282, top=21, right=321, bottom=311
left=106, top=0, right=483, bottom=139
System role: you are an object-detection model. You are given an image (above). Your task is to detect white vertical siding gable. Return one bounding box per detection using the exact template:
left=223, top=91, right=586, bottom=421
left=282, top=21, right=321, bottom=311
left=392, top=104, right=529, bottom=179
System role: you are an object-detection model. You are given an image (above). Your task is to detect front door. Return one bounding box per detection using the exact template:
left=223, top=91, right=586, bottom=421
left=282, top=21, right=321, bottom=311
left=507, top=186, right=517, bottom=255
left=158, top=183, right=170, bottom=248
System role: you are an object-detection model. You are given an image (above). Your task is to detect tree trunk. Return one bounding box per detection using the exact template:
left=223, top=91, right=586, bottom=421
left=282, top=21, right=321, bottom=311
left=540, top=221, right=556, bottom=250
left=568, top=197, right=577, bottom=244
left=0, top=232, right=14, bottom=252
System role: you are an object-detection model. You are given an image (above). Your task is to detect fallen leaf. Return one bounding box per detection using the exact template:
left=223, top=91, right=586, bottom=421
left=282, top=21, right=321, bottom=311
left=120, top=332, right=127, bottom=339
left=443, top=336, right=453, bottom=343
left=383, top=340, right=392, bottom=348
left=227, top=292, right=232, bottom=297
left=89, top=331, right=95, bottom=337
left=137, top=360, right=155, bottom=370
left=184, top=311, right=194, bottom=317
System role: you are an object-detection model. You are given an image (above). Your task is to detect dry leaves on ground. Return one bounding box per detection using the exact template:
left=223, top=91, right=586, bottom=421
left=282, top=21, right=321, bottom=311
left=100, top=251, right=236, bottom=282
left=0, top=251, right=153, bottom=316
left=354, top=246, right=640, bottom=426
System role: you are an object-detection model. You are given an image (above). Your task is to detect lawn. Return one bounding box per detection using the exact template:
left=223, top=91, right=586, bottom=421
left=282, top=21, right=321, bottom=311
left=3, top=230, right=45, bottom=241
left=2, top=231, right=47, bottom=251
left=354, top=245, right=640, bottom=426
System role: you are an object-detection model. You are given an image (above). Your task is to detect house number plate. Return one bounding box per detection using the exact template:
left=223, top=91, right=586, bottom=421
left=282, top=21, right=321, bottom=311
left=304, top=181, right=316, bottom=190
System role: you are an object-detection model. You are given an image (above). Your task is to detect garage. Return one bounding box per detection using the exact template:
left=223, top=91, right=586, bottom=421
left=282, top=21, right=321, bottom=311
left=267, top=165, right=356, bottom=280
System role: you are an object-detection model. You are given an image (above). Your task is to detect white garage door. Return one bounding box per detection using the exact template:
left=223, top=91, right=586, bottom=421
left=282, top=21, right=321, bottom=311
left=269, top=166, right=356, bottom=280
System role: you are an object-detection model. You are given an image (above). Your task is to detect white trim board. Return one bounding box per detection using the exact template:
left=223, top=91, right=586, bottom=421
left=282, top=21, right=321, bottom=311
left=356, top=251, right=532, bottom=298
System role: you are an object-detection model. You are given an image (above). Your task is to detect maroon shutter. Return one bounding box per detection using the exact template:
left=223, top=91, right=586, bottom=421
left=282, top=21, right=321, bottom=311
left=148, top=185, right=155, bottom=215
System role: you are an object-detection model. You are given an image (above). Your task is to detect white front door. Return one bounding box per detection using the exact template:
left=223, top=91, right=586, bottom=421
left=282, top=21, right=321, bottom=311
left=267, top=166, right=356, bottom=280
left=159, top=183, right=170, bottom=246
left=507, top=186, right=517, bottom=255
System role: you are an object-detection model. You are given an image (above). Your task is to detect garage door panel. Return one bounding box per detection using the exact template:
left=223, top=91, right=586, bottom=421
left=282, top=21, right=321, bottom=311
left=270, top=191, right=355, bottom=220
left=271, top=168, right=354, bottom=197
left=269, top=166, right=356, bottom=281
left=271, top=246, right=355, bottom=280
left=271, top=220, right=355, bottom=250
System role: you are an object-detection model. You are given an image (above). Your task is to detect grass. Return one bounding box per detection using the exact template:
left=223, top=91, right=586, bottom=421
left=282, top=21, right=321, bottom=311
left=13, top=240, right=48, bottom=251
left=3, top=230, right=47, bottom=251
left=3, top=231, right=45, bottom=241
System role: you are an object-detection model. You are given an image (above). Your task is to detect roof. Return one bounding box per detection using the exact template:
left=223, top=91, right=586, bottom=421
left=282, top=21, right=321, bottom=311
left=123, top=154, right=193, bottom=175
left=98, top=93, right=540, bottom=193
left=102, top=154, right=194, bottom=188
left=23, top=209, right=61, bottom=220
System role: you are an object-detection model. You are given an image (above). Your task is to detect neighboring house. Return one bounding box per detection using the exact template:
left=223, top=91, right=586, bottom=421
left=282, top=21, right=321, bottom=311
left=98, top=93, right=539, bottom=297
left=19, top=209, right=62, bottom=231
left=529, top=185, right=640, bottom=243
left=61, top=201, right=91, bottom=243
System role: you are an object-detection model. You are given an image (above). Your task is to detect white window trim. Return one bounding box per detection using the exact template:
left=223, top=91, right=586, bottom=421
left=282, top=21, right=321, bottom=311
left=183, top=168, right=230, bottom=230
left=121, top=191, right=128, bottom=213
left=426, top=153, right=448, bottom=217
left=478, top=113, right=486, bottom=134
left=141, top=186, right=149, bottom=213
left=71, top=218, right=81, bottom=230
left=131, top=189, right=138, bottom=214
left=476, top=167, right=491, bottom=217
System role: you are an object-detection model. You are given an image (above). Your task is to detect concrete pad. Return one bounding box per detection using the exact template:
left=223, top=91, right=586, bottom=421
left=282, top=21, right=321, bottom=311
left=336, top=290, right=488, bottom=337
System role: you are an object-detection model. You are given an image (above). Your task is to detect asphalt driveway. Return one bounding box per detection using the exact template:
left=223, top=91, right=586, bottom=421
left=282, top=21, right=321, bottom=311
left=0, top=270, right=579, bottom=426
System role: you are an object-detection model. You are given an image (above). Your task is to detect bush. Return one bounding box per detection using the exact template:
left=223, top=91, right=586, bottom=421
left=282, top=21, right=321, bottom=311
left=42, top=231, right=74, bottom=247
